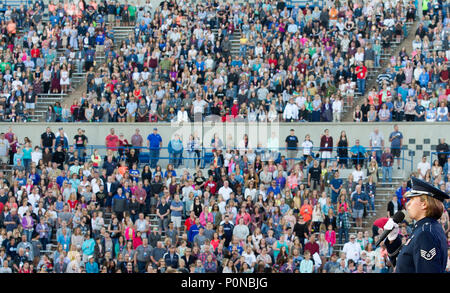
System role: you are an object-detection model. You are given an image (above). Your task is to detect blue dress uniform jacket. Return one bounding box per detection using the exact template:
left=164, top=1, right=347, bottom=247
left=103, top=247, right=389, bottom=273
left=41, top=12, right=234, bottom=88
left=385, top=217, right=447, bottom=273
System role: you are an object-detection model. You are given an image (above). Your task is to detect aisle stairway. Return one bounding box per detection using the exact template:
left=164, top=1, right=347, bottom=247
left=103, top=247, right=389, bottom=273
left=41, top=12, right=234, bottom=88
left=333, top=177, right=404, bottom=254
left=343, top=21, right=416, bottom=121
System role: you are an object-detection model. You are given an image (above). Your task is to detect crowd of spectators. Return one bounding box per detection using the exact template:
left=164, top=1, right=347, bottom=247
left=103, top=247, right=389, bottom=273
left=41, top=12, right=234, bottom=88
left=354, top=0, right=450, bottom=122
left=0, top=0, right=449, bottom=274
left=0, top=0, right=448, bottom=124
left=0, top=124, right=448, bottom=273
left=0, top=0, right=142, bottom=123
left=29, top=0, right=423, bottom=123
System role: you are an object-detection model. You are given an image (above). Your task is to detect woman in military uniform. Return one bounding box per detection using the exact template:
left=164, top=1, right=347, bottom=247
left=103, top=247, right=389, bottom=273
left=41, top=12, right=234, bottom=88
left=383, top=177, right=448, bottom=273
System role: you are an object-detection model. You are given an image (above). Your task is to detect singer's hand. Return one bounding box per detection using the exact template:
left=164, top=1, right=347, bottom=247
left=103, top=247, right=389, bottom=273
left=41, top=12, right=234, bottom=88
left=383, top=218, right=399, bottom=241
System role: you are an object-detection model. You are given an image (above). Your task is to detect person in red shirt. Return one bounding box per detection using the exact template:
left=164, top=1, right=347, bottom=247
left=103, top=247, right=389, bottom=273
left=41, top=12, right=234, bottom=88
left=372, top=217, right=389, bottom=238
left=205, top=175, right=217, bottom=195
left=184, top=211, right=196, bottom=232
left=31, top=45, right=40, bottom=61
left=118, top=133, right=130, bottom=158
left=356, top=62, right=367, bottom=95
left=105, top=128, right=119, bottom=152
left=296, top=60, right=307, bottom=75
left=68, top=193, right=78, bottom=211
left=304, top=234, right=320, bottom=256
left=231, top=99, right=239, bottom=118
left=268, top=53, right=278, bottom=67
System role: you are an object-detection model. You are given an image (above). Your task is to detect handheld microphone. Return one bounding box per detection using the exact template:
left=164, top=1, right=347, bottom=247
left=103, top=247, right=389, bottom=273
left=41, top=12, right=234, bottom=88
left=375, top=211, right=405, bottom=247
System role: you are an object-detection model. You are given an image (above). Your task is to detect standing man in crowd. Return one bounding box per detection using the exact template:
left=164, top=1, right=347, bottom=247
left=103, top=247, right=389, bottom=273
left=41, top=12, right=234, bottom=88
left=381, top=147, right=394, bottom=183
left=355, top=61, right=367, bottom=95
left=73, top=129, right=88, bottom=160
left=285, top=129, right=299, bottom=169
left=105, top=128, right=119, bottom=152
left=0, top=133, right=10, bottom=167
left=41, top=127, right=55, bottom=153
left=389, top=124, right=403, bottom=169
left=417, top=155, right=431, bottom=180
left=131, top=128, right=144, bottom=157
left=320, top=129, right=333, bottom=166
left=148, top=128, right=162, bottom=169
left=369, top=128, right=384, bottom=164
left=351, top=185, right=368, bottom=228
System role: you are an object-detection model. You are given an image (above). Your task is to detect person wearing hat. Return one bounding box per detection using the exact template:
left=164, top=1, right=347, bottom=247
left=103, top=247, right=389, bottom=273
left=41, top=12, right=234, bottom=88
left=342, top=233, right=361, bottom=263
left=383, top=177, right=449, bottom=273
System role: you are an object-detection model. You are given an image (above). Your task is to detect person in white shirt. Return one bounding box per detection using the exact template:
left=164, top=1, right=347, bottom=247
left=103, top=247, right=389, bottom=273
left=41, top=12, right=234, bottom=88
left=218, top=180, right=233, bottom=201
left=417, top=156, right=431, bottom=179
left=233, top=218, right=250, bottom=241
left=283, top=98, right=299, bottom=122
left=28, top=191, right=40, bottom=208
left=295, top=95, right=306, bottom=109
left=135, top=213, right=149, bottom=238
left=182, top=180, right=195, bottom=200
left=342, top=234, right=361, bottom=263
left=31, top=146, right=42, bottom=166
left=192, top=96, right=208, bottom=117
left=242, top=245, right=257, bottom=268
left=177, top=106, right=190, bottom=123
left=332, top=97, right=343, bottom=122
left=301, top=135, right=314, bottom=160
left=351, top=164, right=365, bottom=183
left=255, top=42, right=264, bottom=57
left=267, top=131, right=279, bottom=160
left=90, top=174, right=102, bottom=194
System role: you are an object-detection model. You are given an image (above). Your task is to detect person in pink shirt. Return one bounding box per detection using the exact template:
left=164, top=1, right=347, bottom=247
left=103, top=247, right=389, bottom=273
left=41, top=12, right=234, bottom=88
left=287, top=171, right=299, bottom=191
left=325, top=224, right=336, bottom=257
left=199, top=206, right=214, bottom=227
left=235, top=206, right=251, bottom=226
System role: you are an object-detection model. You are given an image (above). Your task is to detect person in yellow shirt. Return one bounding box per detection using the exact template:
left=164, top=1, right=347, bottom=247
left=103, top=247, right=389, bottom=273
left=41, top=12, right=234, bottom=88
left=90, top=149, right=102, bottom=169
left=239, top=35, right=248, bottom=57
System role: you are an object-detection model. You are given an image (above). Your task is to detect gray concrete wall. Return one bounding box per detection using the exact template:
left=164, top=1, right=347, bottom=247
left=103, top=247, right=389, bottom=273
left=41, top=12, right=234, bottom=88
left=3, top=122, right=449, bottom=171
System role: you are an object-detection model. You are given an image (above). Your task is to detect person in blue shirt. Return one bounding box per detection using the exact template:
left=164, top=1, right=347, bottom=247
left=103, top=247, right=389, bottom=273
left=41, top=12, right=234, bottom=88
left=112, top=189, right=128, bottom=222
left=330, top=171, right=343, bottom=204
left=221, top=215, right=234, bottom=247
left=147, top=128, right=162, bottom=169
left=57, top=229, right=71, bottom=252
left=56, top=171, right=69, bottom=187
left=351, top=185, right=369, bottom=228
left=395, top=181, right=411, bottom=209
left=188, top=219, right=201, bottom=243
left=81, top=234, right=96, bottom=263
left=267, top=180, right=281, bottom=196
left=28, top=170, right=40, bottom=186
left=129, top=163, right=140, bottom=182
left=95, top=31, right=105, bottom=45
left=85, top=256, right=99, bottom=273
left=414, top=99, right=426, bottom=121
left=349, top=139, right=367, bottom=167
left=168, top=134, right=184, bottom=168
left=397, top=83, right=409, bottom=102
left=84, top=46, right=96, bottom=71
left=49, top=11, right=60, bottom=27
left=275, top=173, right=286, bottom=190
left=418, top=69, right=430, bottom=87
